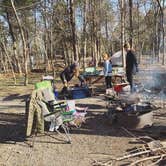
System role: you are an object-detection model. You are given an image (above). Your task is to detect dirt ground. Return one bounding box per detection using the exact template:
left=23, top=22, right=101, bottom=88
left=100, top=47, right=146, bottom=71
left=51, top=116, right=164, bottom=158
left=0, top=66, right=166, bottom=166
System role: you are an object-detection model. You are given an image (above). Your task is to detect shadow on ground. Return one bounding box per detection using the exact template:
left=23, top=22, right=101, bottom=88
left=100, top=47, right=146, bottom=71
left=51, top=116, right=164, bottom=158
left=0, top=112, right=26, bottom=144
left=0, top=108, right=165, bottom=146
left=2, top=93, right=30, bottom=102
left=77, top=103, right=106, bottom=110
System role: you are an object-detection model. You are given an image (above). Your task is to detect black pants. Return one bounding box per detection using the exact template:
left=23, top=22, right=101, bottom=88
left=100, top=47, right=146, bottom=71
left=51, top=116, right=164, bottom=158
left=126, top=71, right=133, bottom=91
left=105, top=76, right=112, bottom=88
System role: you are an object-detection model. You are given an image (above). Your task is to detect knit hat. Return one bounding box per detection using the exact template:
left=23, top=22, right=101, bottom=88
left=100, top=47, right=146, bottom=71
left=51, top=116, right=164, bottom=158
left=124, top=42, right=130, bottom=49
left=73, top=61, right=79, bottom=68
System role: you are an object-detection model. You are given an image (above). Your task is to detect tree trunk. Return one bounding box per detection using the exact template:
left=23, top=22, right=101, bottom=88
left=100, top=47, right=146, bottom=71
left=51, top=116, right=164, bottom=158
left=105, top=14, right=109, bottom=53
left=96, top=0, right=101, bottom=67
left=156, top=0, right=165, bottom=65
left=137, top=0, right=141, bottom=64
left=10, top=0, right=28, bottom=85
left=120, top=0, right=125, bottom=67
left=0, top=42, right=16, bottom=84
left=69, top=0, right=78, bottom=61
left=162, top=0, right=165, bottom=65
left=50, top=0, right=55, bottom=77
left=43, top=0, right=51, bottom=72
left=129, top=0, right=133, bottom=48
left=140, top=41, right=145, bottom=62
left=6, top=10, right=22, bottom=74
left=64, top=41, right=70, bottom=65
left=0, top=50, right=7, bottom=73
left=83, top=0, right=87, bottom=69
left=14, top=42, right=22, bottom=74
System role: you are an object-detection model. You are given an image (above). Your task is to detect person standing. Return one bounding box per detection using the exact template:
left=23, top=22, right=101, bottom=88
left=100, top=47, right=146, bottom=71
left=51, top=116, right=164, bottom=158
left=102, top=53, right=112, bottom=89
left=124, top=43, right=138, bottom=92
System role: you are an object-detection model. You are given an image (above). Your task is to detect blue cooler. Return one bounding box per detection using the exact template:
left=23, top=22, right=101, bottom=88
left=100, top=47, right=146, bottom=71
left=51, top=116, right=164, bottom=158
left=71, top=87, right=90, bottom=99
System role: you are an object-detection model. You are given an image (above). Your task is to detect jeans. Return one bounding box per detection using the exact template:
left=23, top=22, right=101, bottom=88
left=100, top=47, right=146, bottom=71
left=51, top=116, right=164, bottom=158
left=105, top=76, right=112, bottom=88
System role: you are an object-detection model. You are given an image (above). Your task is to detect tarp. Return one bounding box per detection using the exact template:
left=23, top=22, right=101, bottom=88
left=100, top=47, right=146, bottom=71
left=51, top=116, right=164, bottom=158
left=111, top=50, right=123, bottom=66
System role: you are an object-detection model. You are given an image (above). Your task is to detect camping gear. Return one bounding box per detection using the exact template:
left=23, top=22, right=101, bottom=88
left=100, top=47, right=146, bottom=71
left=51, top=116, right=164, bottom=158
left=112, top=67, right=125, bottom=75
left=82, top=67, right=100, bottom=76
left=60, top=85, right=91, bottom=100
left=70, top=86, right=91, bottom=99
left=124, top=101, right=156, bottom=113
left=65, top=100, right=87, bottom=127
left=111, top=51, right=123, bottom=66
left=105, top=95, right=158, bottom=129
left=54, top=89, right=59, bottom=99
left=82, top=67, right=101, bottom=85
left=114, top=85, right=123, bottom=93
left=112, top=82, right=129, bottom=95
left=60, top=86, right=72, bottom=99
left=66, top=100, right=75, bottom=112
left=26, top=89, right=71, bottom=143
left=26, top=83, right=87, bottom=145
left=42, top=76, right=59, bottom=99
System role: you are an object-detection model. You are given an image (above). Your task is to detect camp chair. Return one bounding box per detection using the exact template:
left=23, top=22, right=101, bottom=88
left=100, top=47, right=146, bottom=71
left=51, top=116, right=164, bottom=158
left=37, top=93, right=72, bottom=144
left=26, top=81, right=87, bottom=145
left=26, top=81, right=73, bottom=145
left=36, top=89, right=87, bottom=143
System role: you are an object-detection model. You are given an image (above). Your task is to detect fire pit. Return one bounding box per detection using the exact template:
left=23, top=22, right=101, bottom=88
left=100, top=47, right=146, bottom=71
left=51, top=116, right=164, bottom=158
left=105, top=95, right=159, bottom=129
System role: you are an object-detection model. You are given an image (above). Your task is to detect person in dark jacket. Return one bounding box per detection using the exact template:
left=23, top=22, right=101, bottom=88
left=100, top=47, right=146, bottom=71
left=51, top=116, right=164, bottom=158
left=124, top=43, right=138, bottom=92
left=60, top=62, right=85, bottom=88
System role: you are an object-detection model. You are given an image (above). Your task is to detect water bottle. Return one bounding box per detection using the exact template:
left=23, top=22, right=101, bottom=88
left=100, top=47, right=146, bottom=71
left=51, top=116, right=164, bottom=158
left=54, top=89, right=59, bottom=99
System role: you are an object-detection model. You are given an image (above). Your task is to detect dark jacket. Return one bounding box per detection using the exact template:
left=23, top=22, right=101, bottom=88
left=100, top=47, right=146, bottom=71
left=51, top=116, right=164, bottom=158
left=126, top=50, right=138, bottom=73
left=60, top=64, right=84, bottom=83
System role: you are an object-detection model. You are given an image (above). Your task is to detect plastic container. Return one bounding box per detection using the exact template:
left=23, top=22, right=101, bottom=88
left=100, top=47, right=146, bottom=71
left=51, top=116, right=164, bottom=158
left=54, top=89, right=59, bottom=99
left=71, top=87, right=90, bottom=99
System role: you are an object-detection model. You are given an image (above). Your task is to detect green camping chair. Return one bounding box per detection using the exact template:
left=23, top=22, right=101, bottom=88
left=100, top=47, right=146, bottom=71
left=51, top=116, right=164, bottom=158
left=26, top=81, right=74, bottom=145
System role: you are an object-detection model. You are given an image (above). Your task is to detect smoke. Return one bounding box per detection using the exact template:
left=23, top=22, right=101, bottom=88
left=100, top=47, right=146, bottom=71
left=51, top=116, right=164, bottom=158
left=136, top=67, right=166, bottom=100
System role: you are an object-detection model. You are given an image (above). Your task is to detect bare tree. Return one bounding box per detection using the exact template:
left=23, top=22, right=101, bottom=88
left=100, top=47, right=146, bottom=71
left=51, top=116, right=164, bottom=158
left=120, top=0, right=126, bottom=67
left=68, top=0, right=78, bottom=61
left=5, top=9, right=22, bottom=74
left=83, top=0, right=87, bottom=68
left=156, top=0, right=165, bottom=65
left=129, top=0, right=133, bottom=47
left=0, top=42, right=16, bottom=84
left=10, top=0, right=28, bottom=85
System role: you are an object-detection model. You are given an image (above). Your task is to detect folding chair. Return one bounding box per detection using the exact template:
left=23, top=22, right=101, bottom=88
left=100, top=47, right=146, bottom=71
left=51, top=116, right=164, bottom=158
left=37, top=96, right=72, bottom=144
left=26, top=81, right=73, bottom=145
left=26, top=80, right=87, bottom=146
left=37, top=89, right=87, bottom=143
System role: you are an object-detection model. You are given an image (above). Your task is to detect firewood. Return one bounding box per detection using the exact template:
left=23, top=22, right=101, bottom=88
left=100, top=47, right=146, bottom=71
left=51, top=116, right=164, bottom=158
left=130, top=154, right=166, bottom=166
left=116, top=147, right=166, bottom=161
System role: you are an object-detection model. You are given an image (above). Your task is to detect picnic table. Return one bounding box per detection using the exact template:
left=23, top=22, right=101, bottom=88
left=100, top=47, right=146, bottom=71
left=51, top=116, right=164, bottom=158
left=82, top=67, right=127, bottom=87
